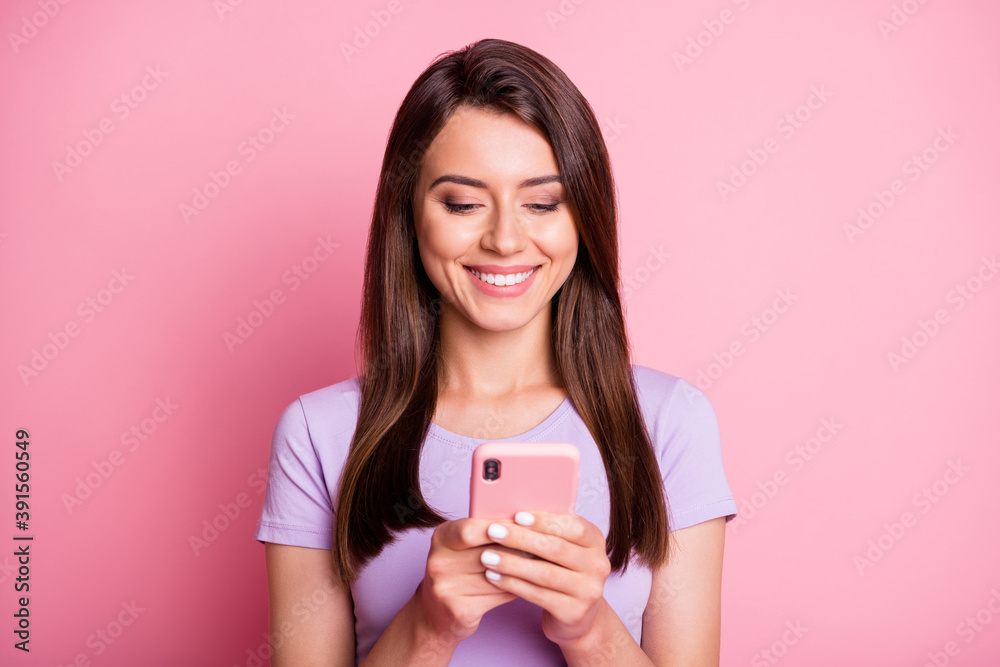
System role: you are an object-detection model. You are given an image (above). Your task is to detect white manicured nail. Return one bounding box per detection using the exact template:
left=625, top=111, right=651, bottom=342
left=481, top=550, right=501, bottom=567
left=488, top=523, right=508, bottom=540
left=514, top=511, right=535, bottom=526
left=485, top=570, right=502, bottom=582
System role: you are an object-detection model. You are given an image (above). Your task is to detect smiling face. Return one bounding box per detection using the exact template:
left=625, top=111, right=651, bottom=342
left=412, top=105, right=579, bottom=333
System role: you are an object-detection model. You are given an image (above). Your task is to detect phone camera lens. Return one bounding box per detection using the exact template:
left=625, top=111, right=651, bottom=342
left=484, top=458, right=500, bottom=481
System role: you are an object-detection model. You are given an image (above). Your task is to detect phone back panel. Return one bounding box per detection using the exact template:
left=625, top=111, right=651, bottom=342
left=469, top=442, right=580, bottom=519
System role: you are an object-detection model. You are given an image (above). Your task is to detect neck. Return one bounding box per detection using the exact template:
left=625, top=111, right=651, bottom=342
left=435, top=301, right=561, bottom=399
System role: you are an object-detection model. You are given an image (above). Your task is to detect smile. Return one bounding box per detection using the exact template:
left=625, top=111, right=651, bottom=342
left=465, top=266, right=538, bottom=286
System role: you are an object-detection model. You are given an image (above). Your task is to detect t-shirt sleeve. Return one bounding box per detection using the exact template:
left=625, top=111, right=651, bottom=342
left=254, top=398, right=336, bottom=549
left=654, top=377, right=738, bottom=531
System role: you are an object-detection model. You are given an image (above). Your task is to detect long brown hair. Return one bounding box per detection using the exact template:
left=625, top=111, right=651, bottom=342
left=334, top=38, right=668, bottom=583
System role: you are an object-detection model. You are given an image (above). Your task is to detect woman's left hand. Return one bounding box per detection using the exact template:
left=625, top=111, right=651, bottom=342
left=480, top=510, right=612, bottom=647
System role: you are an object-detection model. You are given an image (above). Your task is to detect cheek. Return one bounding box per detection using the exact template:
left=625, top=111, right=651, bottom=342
left=537, top=219, right=579, bottom=267
left=416, top=218, right=474, bottom=285
left=420, top=217, right=478, bottom=260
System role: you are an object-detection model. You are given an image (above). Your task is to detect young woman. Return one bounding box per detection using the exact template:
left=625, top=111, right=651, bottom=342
left=255, top=38, right=737, bottom=666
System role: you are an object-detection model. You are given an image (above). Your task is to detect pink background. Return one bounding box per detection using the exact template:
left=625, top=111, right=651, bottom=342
left=3, top=0, right=999, bottom=665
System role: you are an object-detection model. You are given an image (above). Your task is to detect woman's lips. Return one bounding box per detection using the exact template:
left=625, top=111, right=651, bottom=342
left=464, top=264, right=541, bottom=296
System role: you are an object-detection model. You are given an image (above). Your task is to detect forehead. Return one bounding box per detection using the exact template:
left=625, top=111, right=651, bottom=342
left=419, top=106, right=559, bottom=183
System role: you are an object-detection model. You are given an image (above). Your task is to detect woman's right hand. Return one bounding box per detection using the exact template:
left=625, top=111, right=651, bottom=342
left=364, top=518, right=521, bottom=665
left=414, top=517, right=519, bottom=644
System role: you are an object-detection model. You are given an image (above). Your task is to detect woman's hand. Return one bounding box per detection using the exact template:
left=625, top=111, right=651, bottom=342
left=414, top=518, right=518, bottom=646
left=366, top=518, right=525, bottom=666
left=478, top=511, right=613, bottom=648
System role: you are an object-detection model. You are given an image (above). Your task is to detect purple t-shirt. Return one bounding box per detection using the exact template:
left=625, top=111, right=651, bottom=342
left=254, top=364, right=737, bottom=665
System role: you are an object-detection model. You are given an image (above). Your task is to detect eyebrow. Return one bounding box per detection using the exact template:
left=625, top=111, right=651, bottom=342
left=428, top=173, right=562, bottom=190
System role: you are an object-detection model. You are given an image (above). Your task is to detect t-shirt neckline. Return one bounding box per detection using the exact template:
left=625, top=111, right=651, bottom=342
left=426, top=395, right=573, bottom=445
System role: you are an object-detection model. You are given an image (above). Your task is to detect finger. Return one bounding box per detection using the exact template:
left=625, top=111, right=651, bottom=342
left=433, top=518, right=499, bottom=551
left=427, top=553, right=497, bottom=576
left=444, top=571, right=523, bottom=597
left=512, top=511, right=605, bottom=548
left=428, top=544, right=533, bottom=577
left=479, top=548, right=581, bottom=597
left=484, top=516, right=602, bottom=569
left=482, top=566, right=579, bottom=615
left=481, top=551, right=608, bottom=631
left=480, top=543, right=540, bottom=559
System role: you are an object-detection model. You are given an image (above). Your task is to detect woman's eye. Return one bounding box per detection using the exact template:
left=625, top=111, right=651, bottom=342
left=528, top=202, right=560, bottom=213
left=444, top=202, right=478, bottom=214
left=442, top=201, right=561, bottom=214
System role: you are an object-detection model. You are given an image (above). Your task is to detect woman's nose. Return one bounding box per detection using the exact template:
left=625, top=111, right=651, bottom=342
left=482, top=202, right=527, bottom=254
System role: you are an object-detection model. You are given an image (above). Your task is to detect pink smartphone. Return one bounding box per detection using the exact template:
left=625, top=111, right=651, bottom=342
left=469, top=442, right=580, bottom=519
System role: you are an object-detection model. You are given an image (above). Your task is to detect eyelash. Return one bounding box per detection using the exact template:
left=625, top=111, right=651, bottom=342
left=443, top=202, right=561, bottom=214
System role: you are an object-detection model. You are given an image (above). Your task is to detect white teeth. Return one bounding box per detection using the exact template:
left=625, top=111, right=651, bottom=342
left=469, top=267, right=536, bottom=286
